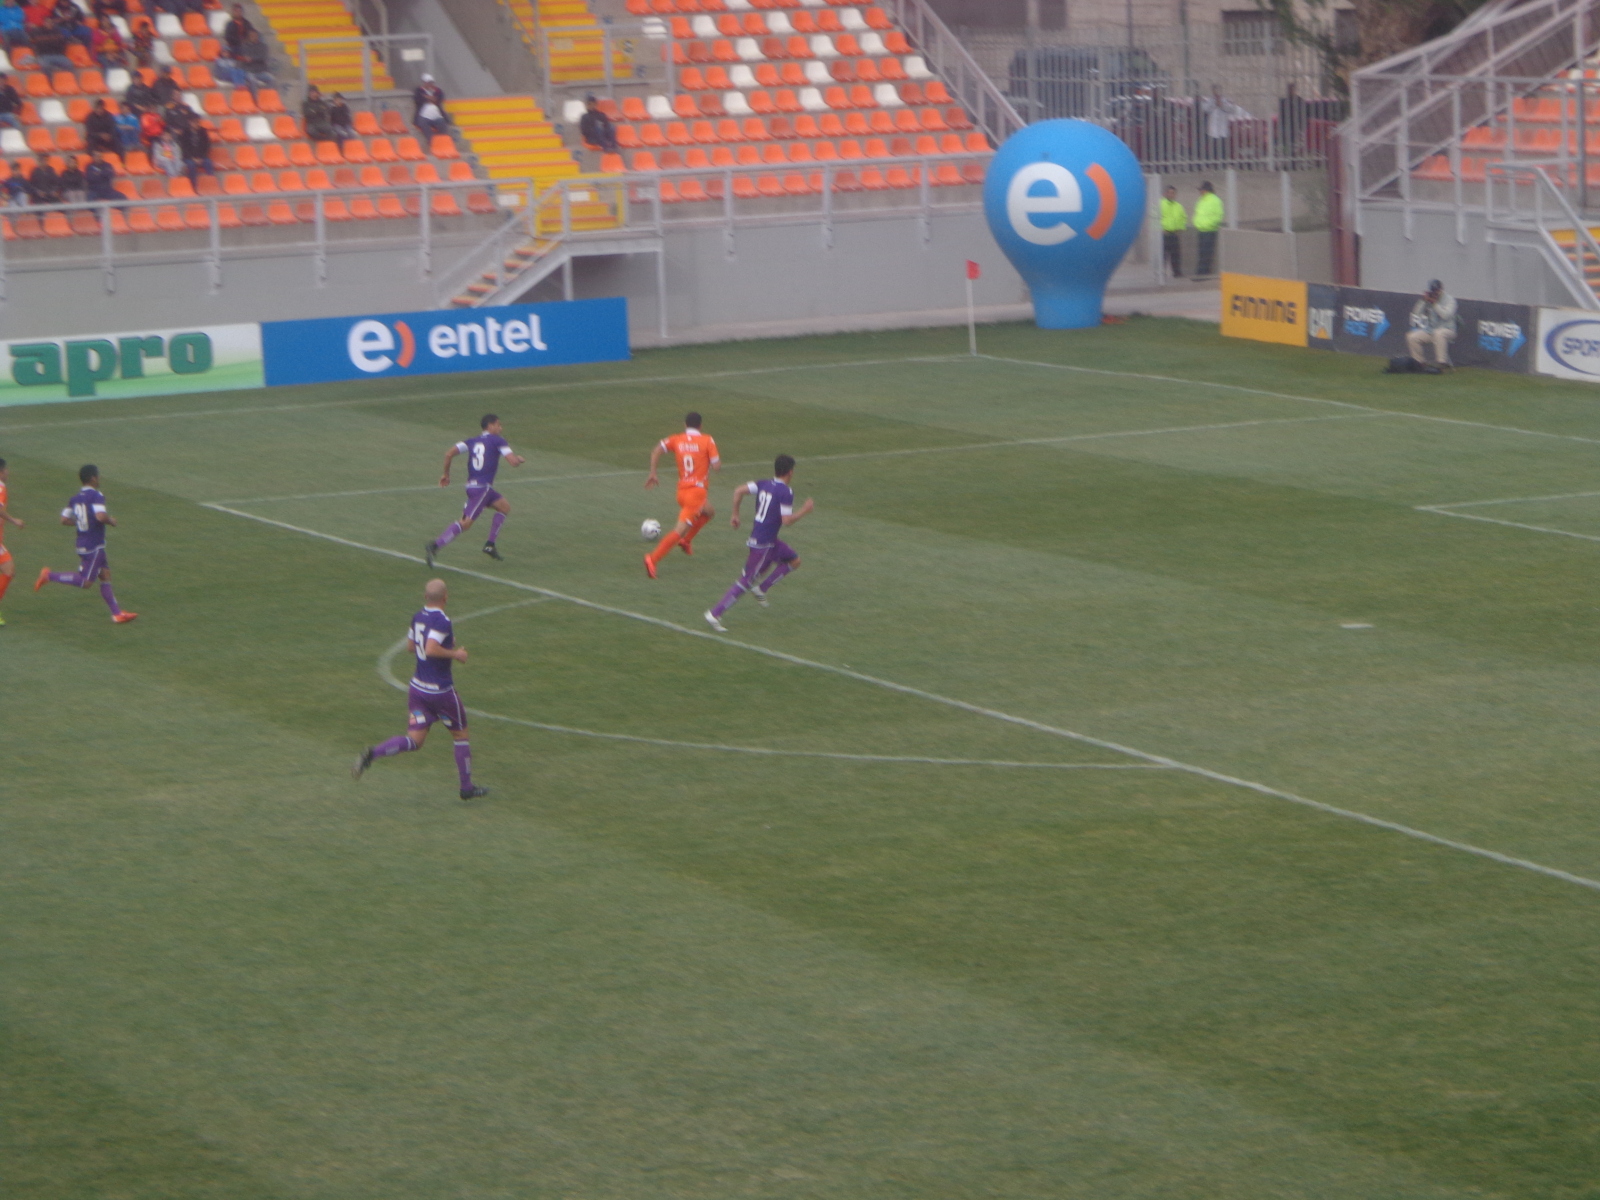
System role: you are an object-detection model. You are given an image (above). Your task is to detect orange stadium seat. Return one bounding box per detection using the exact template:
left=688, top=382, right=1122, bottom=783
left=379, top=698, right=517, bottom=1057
left=257, top=90, right=285, bottom=114
left=240, top=201, right=268, bottom=225
left=229, top=90, right=258, bottom=114
left=430, top=135, right=458, bottom=159
left=381, top=110, right=407, bottom=135
left=198, top=38, right=220, bottom=61
left=316, top=140, right=344, bottom=163
left=288, top=142, right=315, bottom=167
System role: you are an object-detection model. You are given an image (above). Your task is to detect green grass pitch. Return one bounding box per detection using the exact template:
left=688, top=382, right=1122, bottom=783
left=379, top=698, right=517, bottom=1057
left=11, top=318, right=1600, bottom=1198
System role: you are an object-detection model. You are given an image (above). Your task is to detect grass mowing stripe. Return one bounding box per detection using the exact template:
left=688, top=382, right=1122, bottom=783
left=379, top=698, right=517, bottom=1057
left=206, top=499, right=1600, bottom=897
left=983, top=353, right=1600, bottom=450
left=377, top=617, right=1161, bottom=772
left=0, top=355, right=968, bottom=435
left=214, top=413, right=1381, bottom=506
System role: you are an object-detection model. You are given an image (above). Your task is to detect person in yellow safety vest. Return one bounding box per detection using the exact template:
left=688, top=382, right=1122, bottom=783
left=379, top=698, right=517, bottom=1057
left=1159, top=185, right=1187, bottom=279
left=1194, top=180, right=1224, bottom=278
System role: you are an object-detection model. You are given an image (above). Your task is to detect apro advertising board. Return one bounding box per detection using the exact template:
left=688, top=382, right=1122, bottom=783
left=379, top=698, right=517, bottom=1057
left=260, top=297, right=629, bottom=387
left=0, top=322, right=263, bottom=405
left=1219, top=273, right=1308, bottom=346
left=1535, top=307, right=1600, bottom=381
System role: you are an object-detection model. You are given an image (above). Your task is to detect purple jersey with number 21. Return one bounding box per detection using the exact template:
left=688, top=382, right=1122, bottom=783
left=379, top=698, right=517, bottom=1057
left=745, top=478, right=793, bottom=548
left=63, top=486, right=108, bottom=552
left=457, top=433, right=512, bottom=488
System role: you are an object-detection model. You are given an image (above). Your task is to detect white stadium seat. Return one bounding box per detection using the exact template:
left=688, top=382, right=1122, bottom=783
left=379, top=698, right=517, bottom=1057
left=799, top=87, right=826, bottom=112
left=182, top=90, right=202, bottom=113
left=730, top=64, right=757, bottom=88
left=809, top=35, right=837, bottom=58
left=904, top=54, right=933, bottom=79
left=641, top=17, right=667, bottom=38
left=768, top=12, right=793, bottom=34
left=725, top=0, right=751, bottom=8
left=723, top=90, right=753, bottom=116
left=874, top=82, right=903, bottom=106
left=563, top=99, right=584, bottom=123
left=152, top=39, right=175, bottom=65
left=804, top=60, right=830, bottom=84
left=245, top=115, right=274, bottom=140
left=39, top=98, right=67, bottom=123
left=0, top=128, right=26, bottom=156
left=105, top=67, right=130, bottom=94
left=109, top=14, right=130, bottom=38
left=646, top=93, right=673, bottom=120
left=155, top=12, right=183, bottom=38
left=735, top=37, right=764, bottom=62
left=209, top=8, right=229, bottom=33
left=691, top=14, right=715, bottom=37
left=0, top=50, right=9, bottom=72
left=859, top=32, right=887, bottom=55
left=839, top=8, right=868, bottom=30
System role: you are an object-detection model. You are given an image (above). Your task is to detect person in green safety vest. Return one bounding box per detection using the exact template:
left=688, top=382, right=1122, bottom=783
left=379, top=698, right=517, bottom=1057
left=1194, top=181, right=1224, bottom=278
left=1160, top=185, right=1187, bottom=279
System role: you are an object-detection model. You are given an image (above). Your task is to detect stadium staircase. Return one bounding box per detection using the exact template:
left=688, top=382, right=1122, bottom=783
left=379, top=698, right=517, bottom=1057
left=252, top=0, right=393, bottom=92
left=496, top=0, right=633, bottom=82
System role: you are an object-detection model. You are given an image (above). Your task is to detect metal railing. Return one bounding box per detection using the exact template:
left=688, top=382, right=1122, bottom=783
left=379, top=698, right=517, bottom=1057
left=0, top=176, right=534, bottom=300
left=879, top=0, right=1022, bottom=144
left=1486, top=158, right=1600, bottom=305
left=297, top=33, right=433, bottom=108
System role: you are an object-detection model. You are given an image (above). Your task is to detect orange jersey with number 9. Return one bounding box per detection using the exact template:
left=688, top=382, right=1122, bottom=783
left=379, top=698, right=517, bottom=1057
left=0, top=480, right=8, bottom=549
left=660, top=431, right=719, bottom=489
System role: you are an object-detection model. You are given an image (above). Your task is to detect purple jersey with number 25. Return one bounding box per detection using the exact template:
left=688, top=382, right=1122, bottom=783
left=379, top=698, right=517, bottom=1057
left=745, top=478, right=793, bottom=548
left=457, top=432, right=513, bottom=488
left=409, top=606, right=456, bottom=693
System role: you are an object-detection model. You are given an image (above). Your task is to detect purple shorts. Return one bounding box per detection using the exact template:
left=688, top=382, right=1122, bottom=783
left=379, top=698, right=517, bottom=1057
left=407, top=685, right=467, bottom=732
left=462, top=485, right=503, bottom=522
left=738, top=540, right=796, bottom=585
left=73, top=546, right=106, bottom=586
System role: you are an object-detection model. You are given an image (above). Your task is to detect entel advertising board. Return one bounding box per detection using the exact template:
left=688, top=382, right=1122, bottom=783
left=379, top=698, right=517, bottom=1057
left=261, top=297, right=629, bottom=387
left=0, top=322, right=263, bottom=405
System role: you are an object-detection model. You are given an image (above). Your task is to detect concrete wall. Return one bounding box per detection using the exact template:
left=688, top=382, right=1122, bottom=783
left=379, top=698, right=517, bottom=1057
left=1220, top=229, right=1332, bottom=282
left=1358, top=206, right=1583, bottom=309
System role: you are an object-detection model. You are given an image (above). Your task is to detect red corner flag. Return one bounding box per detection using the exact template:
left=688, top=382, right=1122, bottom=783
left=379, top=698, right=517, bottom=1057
left=965, top=259, right=982, bottom=280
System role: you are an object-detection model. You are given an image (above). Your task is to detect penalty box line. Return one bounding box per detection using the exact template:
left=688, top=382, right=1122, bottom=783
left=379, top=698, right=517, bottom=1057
left=202, top=500, right=1600, bottom=898
left=1417, top=491, right=1600, bottom=546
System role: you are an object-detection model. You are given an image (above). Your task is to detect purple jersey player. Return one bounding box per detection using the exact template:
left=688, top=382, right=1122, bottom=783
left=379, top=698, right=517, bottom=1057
left=353, top=578, right=488, bottom=801
left=705, top=454, right=813, bottom=632
left=34, top=463, right=137, bottom=623
left=426, top=413, right=526, bottom=567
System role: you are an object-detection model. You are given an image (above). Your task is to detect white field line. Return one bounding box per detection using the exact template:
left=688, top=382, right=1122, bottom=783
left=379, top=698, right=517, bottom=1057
left=980, top=354, right=1600, bottom=450
left=1426, top=489, right=1600, bottom=510
left=1417, top=506, right=1600, bottom=545
left=377, top=614, right=1158, bottom=772
left=206, top=501, right=1600, bottom=896
left=212, top=412, right=1381, bottom=506
left=0, top=356, right=964, bottom=435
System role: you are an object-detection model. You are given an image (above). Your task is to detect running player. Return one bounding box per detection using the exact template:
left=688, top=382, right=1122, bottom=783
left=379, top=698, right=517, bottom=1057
left=34, top=464, right=137, bottom=623
left=705, top=454, right=813, bottom=632
left=425, top=414, right=527, bottom=567
left=644, top=411, right=719, bottom=578
left=0, top=458, right=24, bottom=626
left=352, top=577, right=488, bottom=801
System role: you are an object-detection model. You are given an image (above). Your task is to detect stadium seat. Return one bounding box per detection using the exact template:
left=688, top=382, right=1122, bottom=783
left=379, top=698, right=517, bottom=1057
left=430, top=190, right=461, bottom=216
left=222, top=171, right=249, bottom=194
left=127, top=205, right=157, bottom=231
left=11, top=211, right=42, bottom=238
left=217, top=117, right=245, bottom=141
left=229, top=89, right=258, bottom=114
left=42, top=210, right=71, bottom=237
left=430, top=135, right=458, bottom=158
left=288, top=142, right=315, bottom=167
left=447, top=161, right=474, bottom=181
left=667, top=120, right=693, bottom=145
left=760, top=141, right=784, bottom=163
left=395, top=136, right=424, bottom=161
left=369, top=137, right=397, bottom=161
left=925, top=80, right=952, bottom=105
left=239, top=201, right=268, bottom=225
left=466, top=190, right=495, bottom=214
left=316, top=140, right=344, bottom=163
left=304, top=167, right=332, bottom=189
left=356, top=164, right=383, bottom=188
left=415, top=162, right=442, bottom=184
left=233, top=144, right=261, bottom=169
left=244, top=115, right=273, bottom=141
left=902, top=53, right=930, bottom=78
left=168, top=175, right=195, bottom=197
left=155, top=12, right=182, bottom=37
left=749, top=90, right=775, bottom=113
left=352, top=110, right=381, bottom=137
left=272, top=115, right=300, bottom=139
left=260, top=143, right=288, bottom=168
left=70, top=209, right=99, bottom=235
left=341, top=138, right=372, bottom=163
left=248, top=170, right=276, bottom=193
left=196, top=173, right=221, bottom=195
left=381, top=110, right=407, bottom=135
left=379, top=193, right=408, bottom=218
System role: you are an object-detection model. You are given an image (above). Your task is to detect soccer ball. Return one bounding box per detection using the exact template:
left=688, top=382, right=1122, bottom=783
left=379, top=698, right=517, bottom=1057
left=640, top=518, right=662, bottom=541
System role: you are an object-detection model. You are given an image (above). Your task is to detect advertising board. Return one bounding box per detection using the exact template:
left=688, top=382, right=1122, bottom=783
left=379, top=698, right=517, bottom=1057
left=260, top=297, right=630, bottom=387
left=1219, top=273, right=1308, bottom=346
left=1535, top=307, right=1600, bottom=381
left=0, top=323, right=263, bottom=405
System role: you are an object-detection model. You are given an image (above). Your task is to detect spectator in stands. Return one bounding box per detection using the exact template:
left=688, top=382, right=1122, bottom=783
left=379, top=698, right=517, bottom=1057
left=22, top=0, right=50, bottom=30
left=138, top=105, right=164, bottom=148
left=151, top=64, right=181, bottom=107
left=3, top=169, right=27, bottom=205
left=238, top=27, right=272, bottom=95
left=222, top=2, right=251, bottom=54
left=83, top=96, right=118, bottom=151
left=113, top=103, right=140, bottom=150
left=151, top=130, right=181, bottom=176
left=1159, top=184, right=1186, bottom=280
left=0, top=73, right=22, bottom=131
left=413, top=72, right=445, bottom=128
left=61, top=7, right=92, bottom=48
left=31, top=20, right=75, bottom=70
left=180, top=117, right=212, bottom=183
left=123, top=70, right=157, bottom=112
left=328, top=91, right=354, bottom=141
left=58, top=154, right=83, bottom=203
left=26, top=152, right=59, bottom=203
left=128, top=17, right=154, bottom=68
left=1406, top=280, right=1457, bottom=372
left=91, top=0, right=128, bottom=21
left=84, top=150, right=117, bottom=200
left=211, top=41, right=246, bottom=89
left=0, top=0, right=27, bottom=48
left=579, top=93, right=618, bottom=163
left=88, top=18, right=125, bottom=67
left=302, top=84, right=333, bottom=142
left=1193, top=180, right=1223, bottom=277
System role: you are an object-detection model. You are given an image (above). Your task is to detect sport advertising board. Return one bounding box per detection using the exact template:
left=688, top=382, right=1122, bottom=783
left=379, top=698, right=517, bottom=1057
left=260, top=297, right=630, bottom=387
left=1535, top=307, right=1600, bottom=381
left=1219, top=273, right=1308, bottom=346
left=0, top=322, right=263, bottom=405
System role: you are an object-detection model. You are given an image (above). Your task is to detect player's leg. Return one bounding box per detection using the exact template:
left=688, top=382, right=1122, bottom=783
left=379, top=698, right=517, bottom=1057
left=752, top=543, right=799, bottom=598
left=354, top=693, right=431, bottom=778
left=482, top=493, right=509, bottom=560
left=429, top=488, right=485, bottom=562
left=0, top=548, right=13, bottom=622
left=648, top=505, right=693, bottom=570
left=94, top=559, right=135, bottom=621
left=681, top=500, right=714, bottom=553
left=708, top=547, right=771, bottom=628
left=444, top=693, right=487, bottom=799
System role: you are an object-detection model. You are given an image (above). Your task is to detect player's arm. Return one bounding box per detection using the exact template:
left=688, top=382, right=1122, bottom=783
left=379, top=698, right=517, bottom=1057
left=503, top=446, right=526, bottom=468
left=709, top=439, right=721, bottom=475
left=0, top=499, right=22, bottom=528
left=439, top=443, right=462, bottom=487
left=96, top=505, right=115, bottom=527
left=729, top=481, right=753, bottom=527
left=424, top=629, right=468, bottom=662
left=781, top=498, right=814, bottom=526
left=645, top=441, right=666, bottom=489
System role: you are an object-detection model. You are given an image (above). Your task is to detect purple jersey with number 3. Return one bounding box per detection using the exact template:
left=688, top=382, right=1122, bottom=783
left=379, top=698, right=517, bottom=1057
left=457, top=433, right=512, bottom=488
left=409, top=606, right=456, bottom=693
left=62, top=487, right=108, bottom=552
left=745, top=478, right=793, bottom=548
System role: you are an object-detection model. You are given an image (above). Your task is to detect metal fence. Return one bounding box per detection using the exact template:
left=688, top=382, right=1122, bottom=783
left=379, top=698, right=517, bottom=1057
left=297, top=33, right=435, bottom=109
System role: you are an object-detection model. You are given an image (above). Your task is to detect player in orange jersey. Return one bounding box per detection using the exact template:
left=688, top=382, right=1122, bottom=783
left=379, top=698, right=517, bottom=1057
left=0, top=458, right=24, bottom=626
left=643, top=411, right=720, bottom=579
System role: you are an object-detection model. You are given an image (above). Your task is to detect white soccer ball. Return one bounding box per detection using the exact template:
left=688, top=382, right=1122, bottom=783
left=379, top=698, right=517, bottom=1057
left=640, top=518, right=662, bottom=541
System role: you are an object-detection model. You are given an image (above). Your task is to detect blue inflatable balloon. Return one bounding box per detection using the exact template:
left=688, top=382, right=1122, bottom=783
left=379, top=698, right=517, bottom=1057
left=983, top=119, right=1146, bottom=329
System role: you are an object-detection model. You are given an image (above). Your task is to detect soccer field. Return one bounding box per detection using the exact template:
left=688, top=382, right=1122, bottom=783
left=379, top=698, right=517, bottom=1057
left=10, top=318, right=1600, bottom=1198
